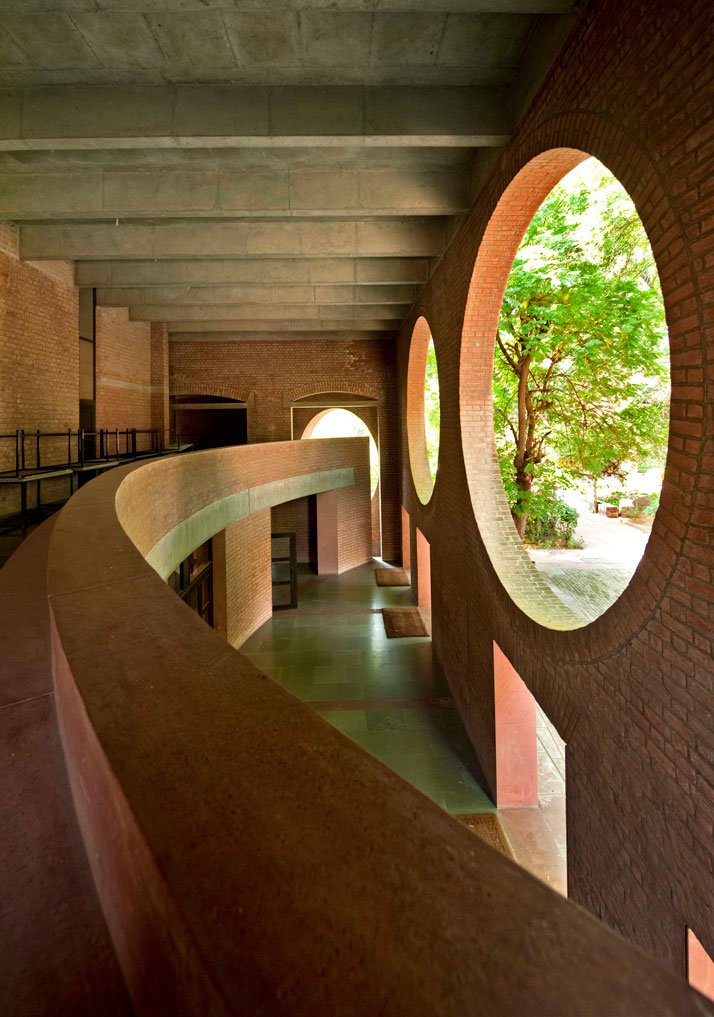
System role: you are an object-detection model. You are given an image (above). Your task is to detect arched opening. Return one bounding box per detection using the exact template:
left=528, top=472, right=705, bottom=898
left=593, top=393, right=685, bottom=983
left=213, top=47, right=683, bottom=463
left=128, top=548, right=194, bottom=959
left=303, top=408, right=379, bottom=497
left=407, top=317, right=441, bottom=506
left=171, top=394, right=248, bottom=451
left=302, top=407, right=381, bottom=556
left=461, top=150, right=670, bottom=632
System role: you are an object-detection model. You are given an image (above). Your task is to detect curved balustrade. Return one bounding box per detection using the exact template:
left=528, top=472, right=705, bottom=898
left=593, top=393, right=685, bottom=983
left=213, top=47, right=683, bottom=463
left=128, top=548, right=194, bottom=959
left=2, top=440, right=709, bottom=1016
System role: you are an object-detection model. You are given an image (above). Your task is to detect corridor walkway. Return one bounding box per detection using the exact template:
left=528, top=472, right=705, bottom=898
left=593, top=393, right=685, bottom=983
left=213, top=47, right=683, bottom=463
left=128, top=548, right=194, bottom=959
left=241, top=561, right=567, bottom=895
left=241, top=562, right=494, bottom=816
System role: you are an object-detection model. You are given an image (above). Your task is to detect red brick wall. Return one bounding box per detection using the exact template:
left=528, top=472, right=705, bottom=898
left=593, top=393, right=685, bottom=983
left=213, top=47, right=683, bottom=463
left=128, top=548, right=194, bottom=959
left=213, top=509, right=272, bottom=649
left=170, top=339, right=399, bottom=561
left=396, top=0, right=713, bottom=977
left=150, top=322, right=170, bottom=444
left=271, top=497, right=313, bottom=564
left=0, top=226, right=78, bottom=514
left=295, top=404, right=382, bottom=557
left=95, top=307, right=152, bottom=444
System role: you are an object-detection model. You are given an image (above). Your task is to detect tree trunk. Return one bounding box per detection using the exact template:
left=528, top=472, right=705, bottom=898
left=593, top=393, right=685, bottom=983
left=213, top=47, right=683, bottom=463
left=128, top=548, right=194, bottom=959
left=593, top=478, right=599, bottom=514
left=512, top=464, right=532, bottom=540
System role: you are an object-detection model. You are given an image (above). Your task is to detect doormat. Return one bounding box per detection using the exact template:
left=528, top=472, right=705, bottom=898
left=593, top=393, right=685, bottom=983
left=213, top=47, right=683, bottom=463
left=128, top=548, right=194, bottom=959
left=382, top=606, right=428, bottom=638
left=375, top=567, right=410, bottom=587
left=456, top=813, right=514, bottom=859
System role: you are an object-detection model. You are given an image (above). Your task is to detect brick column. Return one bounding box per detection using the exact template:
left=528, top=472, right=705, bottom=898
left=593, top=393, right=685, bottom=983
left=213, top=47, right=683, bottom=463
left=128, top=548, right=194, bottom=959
left=150, top=322, right=169, bottom=446
left=212, top=510, right=272, bottom=649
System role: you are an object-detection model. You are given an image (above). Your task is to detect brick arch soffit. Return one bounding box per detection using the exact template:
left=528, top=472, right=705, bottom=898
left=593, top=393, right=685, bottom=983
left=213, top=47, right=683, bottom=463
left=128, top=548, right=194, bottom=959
left=170, top=382, right=252, bottom=406
left=458, top=112, right=695, bottom=667
left=286, top=384, right=381, bottom=405
left=297, top=403, right=379, bottom=448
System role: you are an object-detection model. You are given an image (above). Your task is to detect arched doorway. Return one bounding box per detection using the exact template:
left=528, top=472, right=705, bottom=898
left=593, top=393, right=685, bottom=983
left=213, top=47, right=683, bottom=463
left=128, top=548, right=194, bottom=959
left=301, top=406, right=382, bottom=556
left=171, top=394, right=248, bottom=451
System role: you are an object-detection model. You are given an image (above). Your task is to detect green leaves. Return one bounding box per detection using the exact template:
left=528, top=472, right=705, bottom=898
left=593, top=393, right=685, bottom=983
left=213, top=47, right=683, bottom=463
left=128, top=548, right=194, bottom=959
left=493, top=158, right=669, bottom=534
left=424, top=339, right=440, bottom=479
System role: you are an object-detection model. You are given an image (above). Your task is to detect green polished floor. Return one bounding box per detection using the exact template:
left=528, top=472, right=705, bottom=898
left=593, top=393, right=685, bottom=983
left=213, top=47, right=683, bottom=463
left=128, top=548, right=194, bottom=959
left=241, top=561, right=494, bottom=815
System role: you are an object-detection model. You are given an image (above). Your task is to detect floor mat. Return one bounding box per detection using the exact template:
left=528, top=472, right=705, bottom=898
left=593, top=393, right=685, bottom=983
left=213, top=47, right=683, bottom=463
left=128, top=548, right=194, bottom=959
left=382, top=606, right=428, bottom=638
left=374, top=567, right=410, bottom=587
left=457, top=813, right=514, bottom=859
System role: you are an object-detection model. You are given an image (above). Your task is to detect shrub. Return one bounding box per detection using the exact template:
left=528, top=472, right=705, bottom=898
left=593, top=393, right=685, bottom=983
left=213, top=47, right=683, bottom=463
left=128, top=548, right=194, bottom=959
left=523, top=497, right=579, bottom=547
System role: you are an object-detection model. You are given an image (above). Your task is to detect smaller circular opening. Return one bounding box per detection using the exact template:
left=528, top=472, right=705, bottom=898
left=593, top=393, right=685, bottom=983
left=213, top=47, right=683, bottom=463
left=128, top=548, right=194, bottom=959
left=407, top=317, right=441, bottom=505
left=303, top=408, right=380, bottom=498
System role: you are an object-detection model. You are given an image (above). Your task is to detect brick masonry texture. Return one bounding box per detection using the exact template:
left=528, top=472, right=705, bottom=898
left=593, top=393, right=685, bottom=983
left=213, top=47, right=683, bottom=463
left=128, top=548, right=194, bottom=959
left=170, top=339, right=399, bottom=561
left=95, top=307, right=153, bottom=446
left=397, top=0, right=713, bottom=976
left=0, top=240, right=78, bottom=513
left=116, top=438, right=372, bottom=578
left=150, top=322, right=170, bottom=441
left=271, top=497, right=313, bottom=564
left=296, top=402, right=382, bottom=558
left=217, top=509, right=273, bottom=650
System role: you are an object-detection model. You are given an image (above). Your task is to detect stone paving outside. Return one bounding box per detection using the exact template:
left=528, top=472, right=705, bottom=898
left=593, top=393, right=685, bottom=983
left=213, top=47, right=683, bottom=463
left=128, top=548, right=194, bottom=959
left=529, top=505, right=651, bottom=622
left=241, top=560, right=567, bottom=896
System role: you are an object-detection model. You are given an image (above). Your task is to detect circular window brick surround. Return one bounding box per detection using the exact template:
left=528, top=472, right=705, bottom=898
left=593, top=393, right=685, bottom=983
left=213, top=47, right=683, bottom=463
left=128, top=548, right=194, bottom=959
left=459, top=143, right=680, bottom=637
left=407, top=315, right=439, bottom=506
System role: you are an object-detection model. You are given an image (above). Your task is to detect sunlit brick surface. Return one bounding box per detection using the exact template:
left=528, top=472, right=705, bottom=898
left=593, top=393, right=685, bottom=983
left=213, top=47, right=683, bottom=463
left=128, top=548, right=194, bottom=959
left=397, top=0, right=713, bottom=976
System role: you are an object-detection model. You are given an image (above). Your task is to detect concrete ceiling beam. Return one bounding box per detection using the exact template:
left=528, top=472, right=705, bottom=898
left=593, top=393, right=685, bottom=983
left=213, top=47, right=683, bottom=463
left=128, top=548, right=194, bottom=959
left=75, top=257, right=431, bottom=287
left=96, top=283, right=418, bottom=306
left=20, top=219, right=445, bottom=259
left=0, top=167, right=469, bottom=219
left=0, top=86, right=511, bottom=151
left=127, top=302, right=410, bottom=321
left=169, top=330, right=398, bottom=342
left=0, top=2, right=575, bottom=12
left=165, top=318, right=401, bottom=333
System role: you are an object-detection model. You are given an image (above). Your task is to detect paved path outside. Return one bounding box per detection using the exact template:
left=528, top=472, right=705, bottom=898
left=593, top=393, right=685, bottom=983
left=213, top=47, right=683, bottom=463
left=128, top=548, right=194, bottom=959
left=529, top=505, right=651, bottom=622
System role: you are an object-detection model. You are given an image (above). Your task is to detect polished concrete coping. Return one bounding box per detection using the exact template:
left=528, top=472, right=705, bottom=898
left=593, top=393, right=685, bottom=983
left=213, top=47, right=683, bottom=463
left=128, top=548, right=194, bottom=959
left=33, top=440, right=711, bottom=1016
left=145, top=466, right=354, bottom=579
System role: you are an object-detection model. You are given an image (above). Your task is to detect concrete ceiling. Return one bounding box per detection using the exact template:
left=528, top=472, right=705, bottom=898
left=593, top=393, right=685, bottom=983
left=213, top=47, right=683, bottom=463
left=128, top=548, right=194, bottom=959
left=0, top=0, right=582, bottom=342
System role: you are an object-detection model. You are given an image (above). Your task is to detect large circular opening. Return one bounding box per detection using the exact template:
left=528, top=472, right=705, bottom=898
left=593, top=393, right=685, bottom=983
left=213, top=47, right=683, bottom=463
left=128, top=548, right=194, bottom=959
left=407, top=316, right=441, bottom=505
left=303, top=407, right=380, bottom=498
left=462, top=151, right=670, bottom=630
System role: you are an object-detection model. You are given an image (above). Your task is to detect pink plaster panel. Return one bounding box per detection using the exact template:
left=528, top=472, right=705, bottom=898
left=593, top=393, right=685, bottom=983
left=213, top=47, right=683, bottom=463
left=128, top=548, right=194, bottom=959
left=494, top=642, right=538, bottom=808
left=317, top=489, right=339, bottom=575
left=402, top=506, right=411, bottom=570
left=689, top=929, right=714, bottom=1003
left=416, top=526, right=431, bottom=608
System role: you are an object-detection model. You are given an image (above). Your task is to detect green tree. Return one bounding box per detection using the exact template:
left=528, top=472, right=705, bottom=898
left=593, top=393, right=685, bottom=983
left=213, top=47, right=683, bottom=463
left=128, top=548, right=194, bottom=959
left=424, top=338, right=440, bottom=478
left=493, top=160, right=669, bottom=539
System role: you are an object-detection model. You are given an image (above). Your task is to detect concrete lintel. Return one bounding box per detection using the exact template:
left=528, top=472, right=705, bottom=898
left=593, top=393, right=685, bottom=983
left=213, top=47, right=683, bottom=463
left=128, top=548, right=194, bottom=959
left=165, top=318, right=401, bottom=332
left=146, top=467, right=353, bottom=579
left=97, top=283, right=417, bottom=307
left=0, top=86, right=510, bottom=150
left=75, top=257, right=431, bottom=287
left=128, top=302, right=409, bottom=322
left=0, top=167, right=469, bottom=219
left=0, top=0, right=577, bottom=9
left=0, top=1, right=576, bottom=11
left=169, top=330, right=398, bottom=342
left=20, top=219, right=445, bottom=260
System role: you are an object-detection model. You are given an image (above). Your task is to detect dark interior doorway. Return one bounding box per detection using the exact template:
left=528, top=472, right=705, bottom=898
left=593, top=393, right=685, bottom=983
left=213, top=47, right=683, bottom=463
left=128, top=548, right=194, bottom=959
left=172, top=395, right=248, bottom=451
left=169, top=539, right=213, bottom=627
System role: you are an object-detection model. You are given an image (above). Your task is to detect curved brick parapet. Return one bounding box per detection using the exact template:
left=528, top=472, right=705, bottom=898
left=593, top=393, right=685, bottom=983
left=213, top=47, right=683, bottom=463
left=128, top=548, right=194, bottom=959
left=26, top=439, right=706, bottom=1016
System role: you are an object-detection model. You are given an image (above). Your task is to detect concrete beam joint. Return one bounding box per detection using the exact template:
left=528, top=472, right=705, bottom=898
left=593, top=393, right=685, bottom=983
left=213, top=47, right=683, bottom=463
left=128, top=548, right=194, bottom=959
left=75, top=257, right=431, bottom=287
left=0, top=86, right=512, bottom=150
left=95, top=283, right=418, bottom=307
left=0, top=168, right=469, bottom=219
left=20, top=219, right=446, bottom=260
left=128, top=302, right=410, bottom=322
